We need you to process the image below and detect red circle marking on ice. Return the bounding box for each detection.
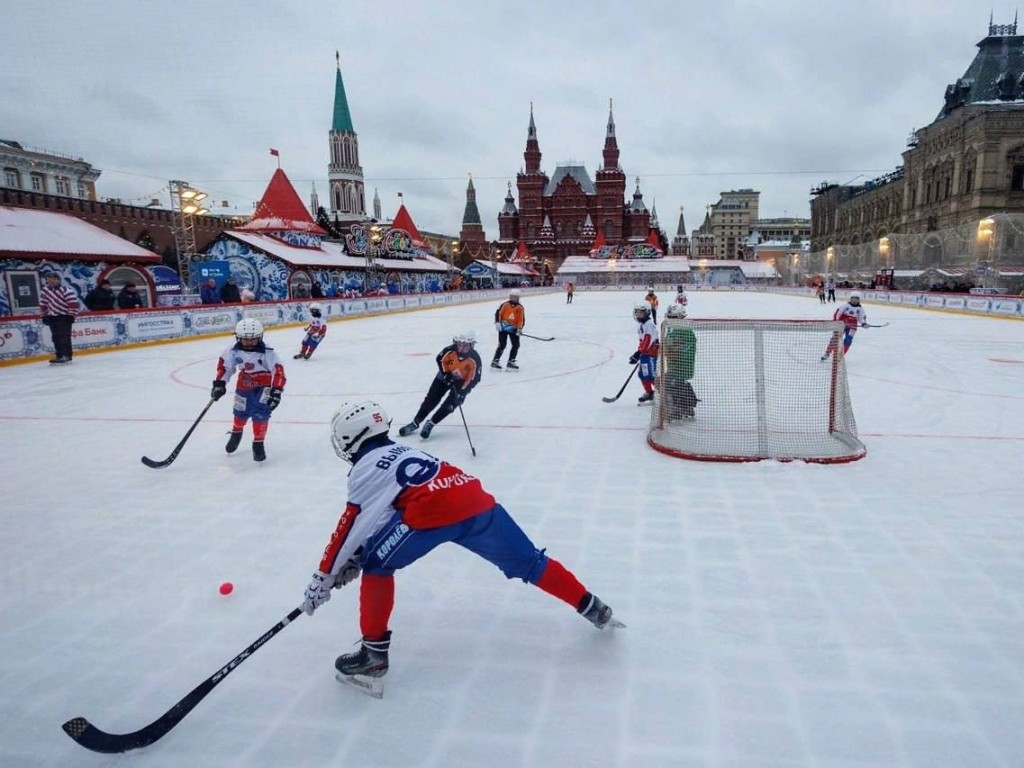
[989,358,1024,364]
[219,582,234,596]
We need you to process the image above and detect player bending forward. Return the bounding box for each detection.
[212,318,286,462]
[301,400,622,696]
[630,302,660,403]
[822,291,867,360]
[661,303,699,418]
[294,303,327,359]
[398,331,482,439]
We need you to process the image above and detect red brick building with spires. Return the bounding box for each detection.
[496,102,654,274]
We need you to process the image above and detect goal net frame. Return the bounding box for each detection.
[648,318,867,464]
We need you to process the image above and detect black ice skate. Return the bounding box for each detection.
[398,420,419,437]
[252,441,266,462]
[637,391,654,404]
[506,360,519,370]
[225,431,243,454]
[419,420,435,439]
[490,360,502,370]
[578,593,625,629]
[335,632,391,698]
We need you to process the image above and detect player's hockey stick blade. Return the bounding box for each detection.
[863,322,889,328]
[605,618,627,629]
[602,364,639,403]
[336,672,385,699]
[141,398,216,469]
[520,332,554,341]
[62,607,303,753]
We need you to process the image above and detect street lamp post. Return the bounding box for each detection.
[449,240,459,287]
[367,224,383,294]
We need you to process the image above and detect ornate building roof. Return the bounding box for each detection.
[544,163,596,195]
[461,175,482,225]
[940,16,1024,118]
[332,51,355,133]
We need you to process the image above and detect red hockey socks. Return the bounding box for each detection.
[535,558,587,608]
[252,421,268,441]
[359,573,395,639]
[643,380,654,394]
[232,416,247,432]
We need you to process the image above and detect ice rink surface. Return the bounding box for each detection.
[2,289,1022,767]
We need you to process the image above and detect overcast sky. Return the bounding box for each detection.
[2,0,1002,237]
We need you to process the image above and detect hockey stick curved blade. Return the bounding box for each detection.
[602,364,639,403]
[863,322,889,328]
[520,332,554,341]
[62,607,303,753]
[140,398,216,469]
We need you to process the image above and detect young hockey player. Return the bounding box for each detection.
[644,286,660,324]
[212,318,286,462]
[661,303,699,418]
[491,288,525,370]
[294,302,327,359]
[301,399,622,696]
[398,331,482,440]
[674,284,688,307]
[822,291,868,360]
[566,281,575,304]
[630,302,660,403]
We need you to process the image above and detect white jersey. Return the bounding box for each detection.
[637,317,659,355]
[215,342,286,393]
[675,290,688,306]
[833,303,867,330]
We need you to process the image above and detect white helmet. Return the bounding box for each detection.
[235,318,264,342]
[330,400,391,462]
[509,289,522,299]
[453,330,476,347]
[666,303,688,319]
[849,291,862,302]
[309,302,322,314]
[633,302,651,321]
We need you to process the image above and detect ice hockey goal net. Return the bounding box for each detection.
[648,318,866,463]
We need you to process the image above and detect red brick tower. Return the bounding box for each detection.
[595,99,626,243]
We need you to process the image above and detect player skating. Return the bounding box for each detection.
[644,286,660,324]
[301,400,622,696]
[398,331,482,440]
[293,302,326,359]
[821,291,867,360]
[661,303,699,418]
[674,284,688,307]
[491,288,525,370]
[211,318,286,462]
[630,302,660,403]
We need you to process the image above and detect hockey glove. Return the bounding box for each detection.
[628,351,641,365]
[335,557,361,589]
[449,385,466,406]
[267,388,283,411]
[211,380,227,401]
[302,570,334,616]
[494,322,501,332]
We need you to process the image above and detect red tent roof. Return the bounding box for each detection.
[646,228,662,250]
[590,230,606,251]
[390,204,426,247]
[238,168,326,235]
[511,240,532,262]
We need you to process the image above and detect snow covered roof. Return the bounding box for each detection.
[464,259,539,277]
[738,261,780,278]
[558,255,692,274]
[0,206,160,263]
[544,164,596,196]
[226,231,448,272]
[238,168,326,235]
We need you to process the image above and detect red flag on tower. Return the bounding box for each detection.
[269,148,280,157]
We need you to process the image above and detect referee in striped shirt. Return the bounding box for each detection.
[39,272,80,364]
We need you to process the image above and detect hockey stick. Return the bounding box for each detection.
[602,364,639,403]
[457,404,476,457]
[520,332,555,341]
[141,398,216,469]
[62,606,303,754]
[863,322,889,328]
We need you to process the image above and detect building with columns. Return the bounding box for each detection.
[496,102,654,273]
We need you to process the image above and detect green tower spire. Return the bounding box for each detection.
[332,51,355,133]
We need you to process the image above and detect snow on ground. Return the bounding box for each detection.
[1,290,1022,767]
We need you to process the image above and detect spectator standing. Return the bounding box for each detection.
[220,277,242,304]
[117,282,144,310]
[200,278,221,304]
[39,272,79,365]
[84,279,116,311]
[310,282,324,299]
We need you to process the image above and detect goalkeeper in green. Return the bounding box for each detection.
[661,303,699,418]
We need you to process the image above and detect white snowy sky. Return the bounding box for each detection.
[1,0,1003,233]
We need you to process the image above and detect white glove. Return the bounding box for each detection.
[335,557,361,589]
[495,322,501,331]
[302,570,334,616]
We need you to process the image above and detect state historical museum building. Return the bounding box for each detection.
[496,103,653,271]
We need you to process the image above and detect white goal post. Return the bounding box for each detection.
[648,318,866,463]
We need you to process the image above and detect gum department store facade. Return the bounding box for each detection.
[809,18,1024,292]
